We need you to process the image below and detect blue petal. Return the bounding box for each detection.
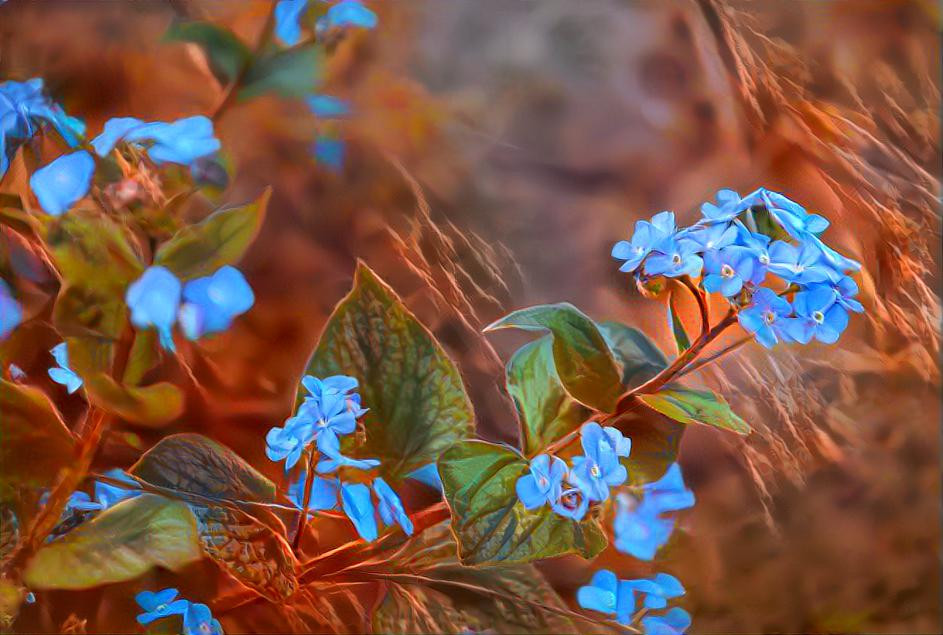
[306,95,350,118]
[29,151,94,216]
[515,474,545,510]
[91,117,145,156]
[321,0,378,30]
[126,266,182,346]
[275,0,309,45]
[340,482,377,541]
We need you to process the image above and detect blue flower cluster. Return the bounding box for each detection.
[275,0,378,46]
[125,265,254,352]
[516,423,630,520]
[135,588,222,635]
[268,374,412,541]
[578,569,690,634]
[612,188,864,348]
[0,78,85,180]
[613,463,694,561]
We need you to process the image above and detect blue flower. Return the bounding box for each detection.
[265,419,315,470]
[406,463,442,491]
[613,496,675,560]
[576,569,637,625]
[632,573,685,610]
[682,222,737,254]
[702,246,758,297]
[805,233,861,276]
[1,78,85,178]
[644,236,703,279]
[29,150,94,216]
[183,602,223,635]
[340,482,377,541]
[0,280,22,340]
[550,487,590,520]
[47,342,82,394]
[832,275,864,313]
[301,374,359,403]
[644,463,695,513]
[64,491,103,514]
[699,188,745,224]
[275,0,310,46]
[289,472,339,511]
[92,116,220,167]
[515,454,567,511]
[307,95,350,118]
[134,588,189,625]
[754,188,829,239]
[93,469,140,509]
[315,428,380,473]
[313,136,344,172]
[732,224,771,284]
[783,284,849,344]
[126,266,182,351]
[304,392,358,445]
[767,240,832,285]
[178,266,254,340]
[641,607,692,635]
[373,477,413,535]
[612,211,676,273]
[738,287,793,349]
[568,423,628,502]
[318,1,378,31]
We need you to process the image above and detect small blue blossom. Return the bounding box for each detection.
[315,428,380,473]
[29,150,94,216]
[767,240,831,285]
[732,224,771,284]
[754,188,829,239]
[305,393,358,447]
[783,284,849,344]
[699,188,744,224]
[614,464,694,560]
[183,602,223,635]
[611,211,676,273]
[313,136,344,172]
[515,454,566,511]
[340,482,377,541]
[738,287,793,349]
[1,78,85,179]
[307,95,350,118]
[641,607,692,635]
[682,222,737,254]
[134,588,189,625]
[406,463,442,491]
[576,569,637,625]
[178,266,254,340]
[301,374,359,403]
[806,233,862,275]
[275,0,310,46]
[644,236,704,279]
[568,423,628,502]
[63,491,103,514]
[317,0,378,32]
[631,573,685,610]
[289,472,339,512]
[265,419,315,470]
[702,246,758,297]
[373,477,413,535]
[47,342,82,394]
[832,275,864,313]
[643,463,695,514]
[93,469,140,509]
[126,266,182,351]
[92,116,220,167]
[550,487,590,520]
[0,280,23,340]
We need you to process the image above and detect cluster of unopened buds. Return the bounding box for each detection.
[612,188,864,347]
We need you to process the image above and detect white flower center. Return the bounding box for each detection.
[759,254,770,265]
[763,310,776,325]
[721,264,735,278]
[538,476,549,489]
[590,464,601,478]
[812,310,825,324]
[671,254,682,266]
[156,604,168,614]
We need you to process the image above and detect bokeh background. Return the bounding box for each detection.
[1,0,940,633]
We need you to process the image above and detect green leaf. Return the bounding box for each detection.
[486,304,623,412]
[506,336,589,456]
[164,20,251,86]
[610,409,684,486]
[667,289,691,354]
[438,440,606,565]
[83,374,184,428]
[237,44,321,101]
[638,386,751,435]
[306,262,475,480]
[0,380,73,500]
[190,504,298,602]
[373,525,577,634]
[597,321,667,389]
[154,189,269,280]
[23,495,201,589]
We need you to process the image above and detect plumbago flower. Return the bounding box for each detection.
[269,374,409,542]
[612,186,865,350]
[91,115,220,168]
[275,0,377,46]
[47,342,83,394]
[29,151,95,216]
[577,569,689,632]
[613,463,695,561]
[135,589,222,635]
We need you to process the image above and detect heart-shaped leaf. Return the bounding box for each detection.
[438,440,606,565]
[23,494,201,589]
[487,304,623,412]
[306,262,475,480]
[638,387,750,435]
